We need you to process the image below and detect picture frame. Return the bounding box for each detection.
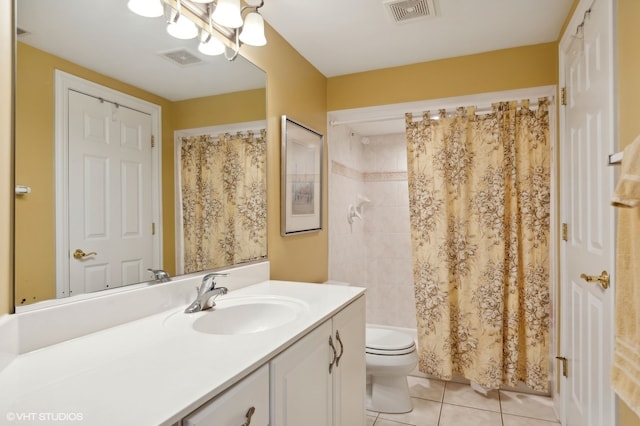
[281,115,323,236]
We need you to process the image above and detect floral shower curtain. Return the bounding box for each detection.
[405,98,551,391]
[180,129,267,273]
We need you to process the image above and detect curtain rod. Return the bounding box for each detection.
[330,97,553,127]
[69,88,151,116]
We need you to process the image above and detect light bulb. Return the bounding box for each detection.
[211,0,243,29]
[198,35,225,56]
[167,13,199,40]
[239,12,267,46]
[127,0,163,18]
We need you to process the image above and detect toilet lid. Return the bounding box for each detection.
[366,328,416,355]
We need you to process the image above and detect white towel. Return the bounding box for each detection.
[612,135,640,207]
[611,134,640,417]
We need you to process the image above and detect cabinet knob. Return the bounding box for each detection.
[241,406,255,426]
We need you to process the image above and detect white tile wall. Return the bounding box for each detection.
[328,126,416,328]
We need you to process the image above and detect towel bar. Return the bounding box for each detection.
[608,151,623,166]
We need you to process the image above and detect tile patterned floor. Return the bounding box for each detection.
[366,376,560,426]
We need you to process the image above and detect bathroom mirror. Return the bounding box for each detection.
[14,0,267,308]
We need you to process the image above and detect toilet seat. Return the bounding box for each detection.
[366,328,416,356]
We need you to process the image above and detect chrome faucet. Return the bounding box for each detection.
[147,268,170,283]
[184,273,229,313]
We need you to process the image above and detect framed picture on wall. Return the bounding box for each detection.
[281,115,323,236]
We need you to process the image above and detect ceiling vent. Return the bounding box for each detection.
[160,49,203,67]
[383,0,437,24]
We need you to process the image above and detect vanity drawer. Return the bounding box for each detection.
[182,364,269,426]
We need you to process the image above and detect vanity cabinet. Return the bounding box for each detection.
[331,296,366,425]
[270,296,366,426]
[182,364,269,426]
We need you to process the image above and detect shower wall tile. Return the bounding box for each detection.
[367,232,412,260]
[330,171,365,237]
[328,125,367,171]
[367,134,408,173]
[364,285,384,324]
[368,180,409,207]
[365,206,411,235]
[329,127,415,329]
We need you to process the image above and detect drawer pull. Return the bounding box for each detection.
[329,335,337,374]
[335,330,344,367]
[241,406,255,426]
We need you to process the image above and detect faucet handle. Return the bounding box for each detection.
[147,268,170,283]
[200,272,229,291]
[203,272,229,280]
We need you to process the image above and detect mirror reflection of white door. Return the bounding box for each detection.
[67,89,153,295]
[560,0,616,424]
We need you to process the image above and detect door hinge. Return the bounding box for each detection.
[152,222,156,235]
[556,356,569,378]
[151,135,155,148]
[560,87,567,106]
[562,223,568,241]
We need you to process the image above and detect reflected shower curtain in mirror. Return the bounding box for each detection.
[405,99,550,391]
[180,129,267,273]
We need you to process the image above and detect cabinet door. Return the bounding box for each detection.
[332,296,366,426]
[182,364,269,426]
[270,320,333,426]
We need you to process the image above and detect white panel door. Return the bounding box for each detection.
[68,90,153,295]
[561,0,616,424]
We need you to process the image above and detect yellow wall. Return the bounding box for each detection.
[6,14,559,310]
[12,21,329,307]
[164,90,266,280]
[618,0,640,424]
[3,1,640,423]
[4,14,329,312]
[0,0,14,315]
[241,25,328,283]
[14,43,267,305]
[618,0,640,148]
[327,42,558,111]
[172,89,266,130]
[14,43,174,305]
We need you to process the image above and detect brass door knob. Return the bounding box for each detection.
[73,249,97,260]
[580,270,609,290]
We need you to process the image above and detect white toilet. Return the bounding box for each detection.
[365,327,418,414]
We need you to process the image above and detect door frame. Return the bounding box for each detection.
[557,0,618,423]
[54,70,163,298]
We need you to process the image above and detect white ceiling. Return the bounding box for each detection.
[260,0,574,77]
[16,1,573,107]
[260,0,572,135]
[16,0,266,101]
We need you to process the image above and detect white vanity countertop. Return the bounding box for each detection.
[0,281,365,425]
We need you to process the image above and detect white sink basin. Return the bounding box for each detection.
[164,295,309,335]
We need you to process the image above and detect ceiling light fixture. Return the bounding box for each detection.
[198,9,226,56]
[167,0,199,40]
[128,0,267,61]
[127,0,164,17]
